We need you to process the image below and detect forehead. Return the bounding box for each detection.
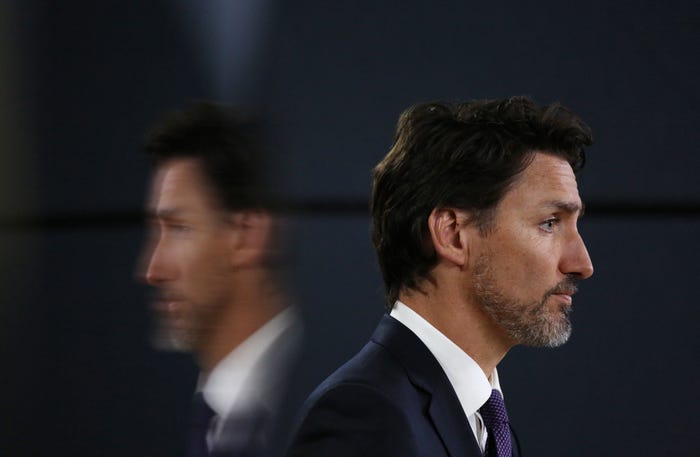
[148,158,221,212]
[500,152,581,210]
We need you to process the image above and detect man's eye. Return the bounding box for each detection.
[168,224,191,233]
[539,218,558,232]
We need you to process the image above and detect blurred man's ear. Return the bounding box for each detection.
[227,210,273,268]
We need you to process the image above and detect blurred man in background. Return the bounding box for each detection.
[139,102,301,457]
[287,97,594,456]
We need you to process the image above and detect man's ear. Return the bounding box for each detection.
[427,207,472,267]
[226,210,272,268]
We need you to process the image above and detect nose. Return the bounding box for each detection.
[142,237,173,285]
[561,231,594,280]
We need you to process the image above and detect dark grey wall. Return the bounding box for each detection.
[1,1,697,456]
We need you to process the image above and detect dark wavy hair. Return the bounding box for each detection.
[371,96,593,308]
[144,101,272,211]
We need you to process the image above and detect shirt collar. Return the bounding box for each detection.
[390,301,501,419]
[200,306,299,417]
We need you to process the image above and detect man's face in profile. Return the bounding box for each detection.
[469,152,594,347]
[140,158,234,352]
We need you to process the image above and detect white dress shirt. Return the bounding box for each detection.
[390,300,502,452]
[198,306,301,447]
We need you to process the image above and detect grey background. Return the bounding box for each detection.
[0,1,697,456]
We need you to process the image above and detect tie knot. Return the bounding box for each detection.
[480,389,509,428]
[191,392,217,427]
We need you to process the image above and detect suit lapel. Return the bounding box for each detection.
[427,390,483,457]
[371,315,483,457]
[510,423,523,457]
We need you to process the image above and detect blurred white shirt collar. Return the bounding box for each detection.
[199,306,299,418]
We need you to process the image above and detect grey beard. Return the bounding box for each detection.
[473,255,578,348]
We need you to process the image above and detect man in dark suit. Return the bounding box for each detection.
[286,97,595,456]
[138,102,307,457]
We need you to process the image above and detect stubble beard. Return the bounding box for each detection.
[150,293,224,354]
[151,304,197,353]
[151,313,196,352]
[472,253,578,348]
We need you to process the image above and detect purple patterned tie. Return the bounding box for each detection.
[479,389,512,457]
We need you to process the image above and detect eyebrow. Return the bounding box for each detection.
[545,200,586,217]
[147,207,184,221]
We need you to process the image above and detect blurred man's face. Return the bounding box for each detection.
[470,153,594,347]
[141,158,234,352]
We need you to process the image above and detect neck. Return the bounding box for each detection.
[400,283,513,378]
[197,271,287,373]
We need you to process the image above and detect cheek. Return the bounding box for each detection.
[489,236,552,292]
[184,239,230,285]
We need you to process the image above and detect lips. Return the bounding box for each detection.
[551,292,573,305]
[550,278,579,298]
[152,298,172,310]
[547,280,578,306]
[151,293,186,321]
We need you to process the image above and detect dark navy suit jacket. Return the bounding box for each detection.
[286,315,522,457]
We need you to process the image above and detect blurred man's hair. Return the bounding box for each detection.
[144,101,273,211]
[371,96,593,307]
